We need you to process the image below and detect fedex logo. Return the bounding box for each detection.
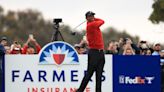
[119,75,154,85]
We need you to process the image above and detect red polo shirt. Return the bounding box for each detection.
[86,18,104,50]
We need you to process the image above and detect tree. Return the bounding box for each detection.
[149,0,164,24]
[0,6,3,14]
[0,5,140,48]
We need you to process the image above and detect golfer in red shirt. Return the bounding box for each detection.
[76,11,105,92]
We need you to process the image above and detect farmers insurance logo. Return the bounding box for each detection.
[39,41,79,65]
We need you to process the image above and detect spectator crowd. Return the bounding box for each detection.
[0,35,164,62]
[0,35,163,57]
[0,35,41,55]
[74,36,164,57]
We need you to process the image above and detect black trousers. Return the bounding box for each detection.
[77,49,105,92]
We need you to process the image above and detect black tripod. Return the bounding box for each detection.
[51,19,64,41]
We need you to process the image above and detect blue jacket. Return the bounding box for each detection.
[0,44,5,74]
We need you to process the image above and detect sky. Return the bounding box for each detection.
[0,0,164,43]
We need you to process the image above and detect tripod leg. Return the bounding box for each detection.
[51,32,55,42]
[58,31,65,41]
[55,31,58,41]
[51,30,59,42]
[51,24,64,42]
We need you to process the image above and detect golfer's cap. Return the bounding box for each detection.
[85,11,95,18]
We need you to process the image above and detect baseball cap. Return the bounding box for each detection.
[74,44,81,48]
[0,36,7,42]
[1,36,7,40]
[14,47,21,51]
[154,43,160,47]
[161,50,164,53]
[85,11,95,18]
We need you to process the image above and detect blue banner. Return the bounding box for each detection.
[113,55,161,92]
